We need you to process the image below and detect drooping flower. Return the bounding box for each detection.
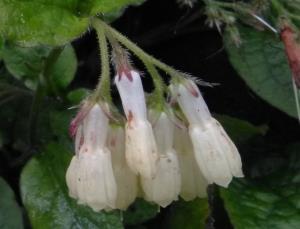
[173,125,208,201]
[172,79,243,187]
[66,102,117,211]
[115,69,159,179]
[107,126,138,210]
[141,111,181,207]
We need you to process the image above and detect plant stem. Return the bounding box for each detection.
[95,18,182,80]
[28,48,62,146]
[92,18,112,103]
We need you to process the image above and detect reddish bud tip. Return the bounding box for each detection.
[280,25,300,88]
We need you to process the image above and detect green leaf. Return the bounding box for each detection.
[163,198,209,229]
[0,1,89,46]
[67,88,90,105]
[2,44,77,91]
[220,144,300,229]
[49,45,77,92]
[21,143,123,229]
[224,26,298,118]
[0,0,145,46]
[123,199,158,226]
[216,115,267,144]
[0,177,23,229]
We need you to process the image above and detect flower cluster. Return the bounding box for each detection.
[66,63,243,211]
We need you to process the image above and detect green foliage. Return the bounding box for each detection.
[221,144,300,229]
[163,198,209,229]
[0,177,23,229]
[20,143,123,229]
[123,199,158,226]
[1,44,77,92]
[0,0,144,46]
[224,25,298,119]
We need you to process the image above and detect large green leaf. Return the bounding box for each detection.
[123,199,158,226]
[0,177,23,229]
[0,0,144,46]
[0,0,89,46]
[2,44,77,91]
[20,143,123,229]
[221,144,300,229]
[224,26,297,118]
[163,198,209,229]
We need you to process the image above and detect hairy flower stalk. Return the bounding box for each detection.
[107,126,138,210]
[113,45,159,179]
[141,111,181,207]
[172,79,243,187]
[66,102,117,211]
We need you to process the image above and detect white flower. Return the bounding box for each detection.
[107,126,138,210]
[66,103,117,211]
[115,70,159,179]
[173,79,243,187]
[174,125,208,201]
[141,112,181,207]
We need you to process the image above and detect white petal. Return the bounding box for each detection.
[141,150,181,207]
[208,119,244,178]
[115,70,147,121]
[76,148,117,211]
[189,124,233,187]
[125,120,159,179]
[83,104,109,149]
[174,126,208,200]
[175,79,211,127]
[107,126,138,210]
[151,111,174,154]
[66,156,79,199]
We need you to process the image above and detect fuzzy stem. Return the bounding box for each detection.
[94,18,182,80]
[92,19,112,103]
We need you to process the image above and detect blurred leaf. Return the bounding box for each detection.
[49,45,77,92]
[0,0,145,46]
[0,177,23,229]
[2,44,77,91]
[67,88,90,105]
[0,1,89,46]
[123,199,158,226]
[163,198,209,229]
[21,143,123,229]
[221,144,300,229]
[224,26,297,119]
[217,114,267,144]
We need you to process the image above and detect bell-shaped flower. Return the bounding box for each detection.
[115,70,159,179]
[107,126,138,210]
[66,102,117,211]
[141,111,181,207]
[174,125,208,201]
[172,79,243,187]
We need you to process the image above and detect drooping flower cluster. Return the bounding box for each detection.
[66,64,243,211]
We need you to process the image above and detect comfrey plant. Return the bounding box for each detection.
[65,18,243,211]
